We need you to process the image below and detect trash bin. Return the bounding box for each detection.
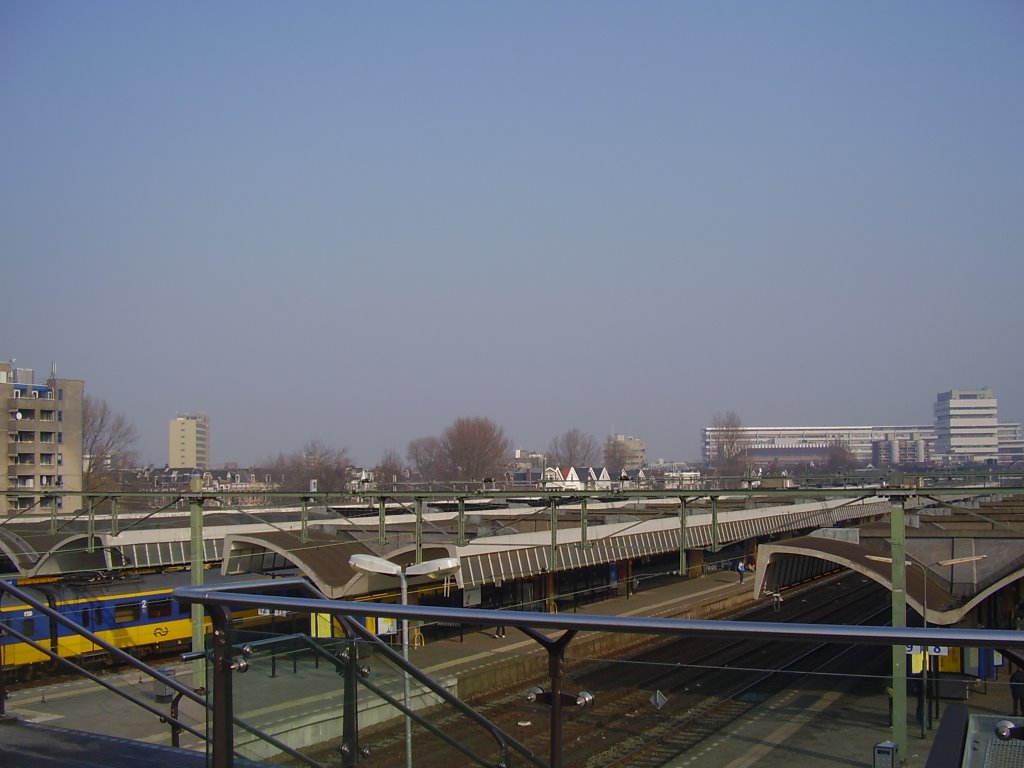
[154,668,175,703]
[873,740,898,768]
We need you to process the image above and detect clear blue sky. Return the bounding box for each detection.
[3,2,1022,468]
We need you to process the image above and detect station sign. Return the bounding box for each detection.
[905,645,949,656]
[258,608,290,617]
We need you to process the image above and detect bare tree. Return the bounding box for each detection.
[269,440,351,493]
[439,417,512,481]
[603,439,631,478]
[711,411,746,478]
[407,436,446,481]
[82,396,139,492]
[548,428,600,468]
[826,439,855,473]
[373,449,406,489]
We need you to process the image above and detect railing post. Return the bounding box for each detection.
[545,631,575,768]
[549,646,564,768]
[210,604,235,768]
[340,638,360,767]
[169,690,186,747]
[0,627,8,721]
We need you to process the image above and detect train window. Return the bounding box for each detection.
[94,607,104,626]
[148,600,173,619]
[114,603,140,624]
[22,617,37,637]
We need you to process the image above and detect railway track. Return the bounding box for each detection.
[592,629,884,767]
[346,573,890,768]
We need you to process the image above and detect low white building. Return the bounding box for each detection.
[703,387,1019,468]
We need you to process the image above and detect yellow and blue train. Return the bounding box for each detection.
[1,570,290,679]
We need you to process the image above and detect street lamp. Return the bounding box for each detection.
[349,554,461,768]
[866,553,986,738]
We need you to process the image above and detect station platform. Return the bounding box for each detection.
[2,571,1018,767]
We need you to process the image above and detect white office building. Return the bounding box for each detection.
[934,388,999,464]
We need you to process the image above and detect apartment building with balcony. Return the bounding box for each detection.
[2,360,84,516]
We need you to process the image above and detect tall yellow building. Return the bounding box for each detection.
[168,413,210,469]
[604,434,647,472]
[2,360,84,516]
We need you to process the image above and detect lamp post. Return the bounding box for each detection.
[866,553,986,739]
[349,554,461,768]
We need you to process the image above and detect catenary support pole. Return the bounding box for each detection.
[415,497,424,562]
[378,496,388,547]
[890,500,908,762]
[678,497,688,577]
[87,496,95,553]
[580,496,588,548]
[301,497,308,543]
[190,476,206,688]
[457,497,466,546]
[400,573,412,768]
[711,495,719,553]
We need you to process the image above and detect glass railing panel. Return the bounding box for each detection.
[219,624,536,768]
[224,628,351,765]
[338,632,530,768]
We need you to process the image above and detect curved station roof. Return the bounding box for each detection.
[753,531,1024,626]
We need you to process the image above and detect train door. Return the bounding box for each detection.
[42,589,59,661]
[0,585,59,673]
[511,580,534,611]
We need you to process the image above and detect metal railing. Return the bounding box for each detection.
[174,576,1024,768]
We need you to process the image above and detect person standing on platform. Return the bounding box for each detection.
[493,625,506,639]
[1011,665,1024,716]
[737,559,746,584]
